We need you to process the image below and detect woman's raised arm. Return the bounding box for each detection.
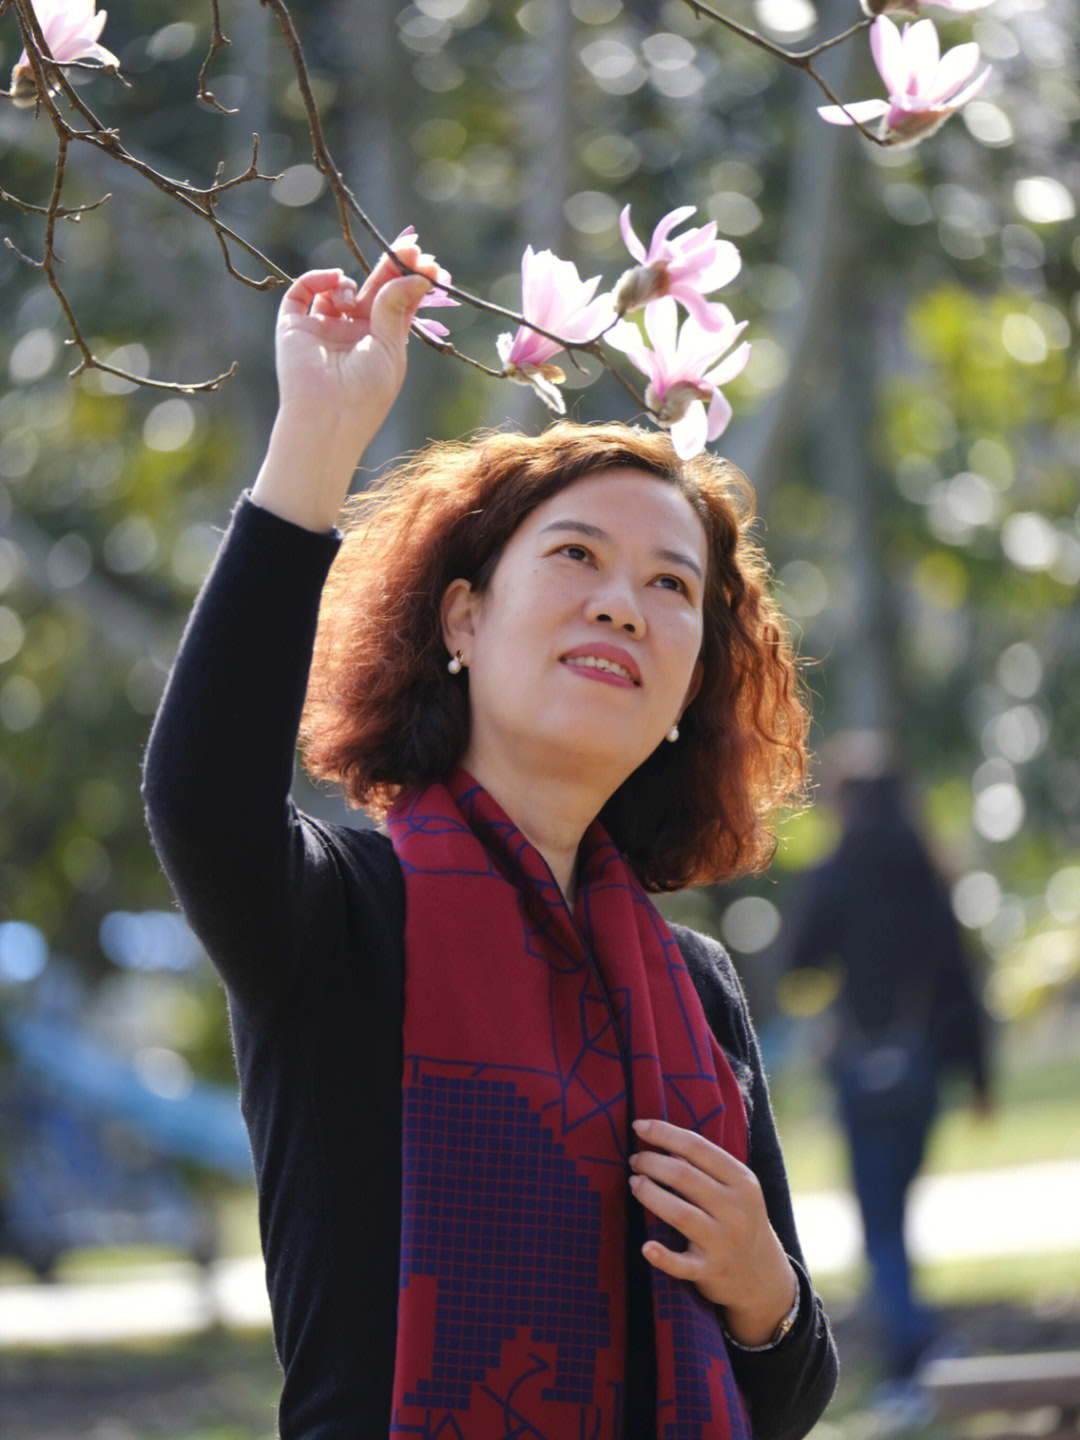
[141,248,430,1012]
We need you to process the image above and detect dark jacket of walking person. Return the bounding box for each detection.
[785,759,992,1379]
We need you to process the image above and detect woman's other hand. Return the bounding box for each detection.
[629,1118,798,1348]
[252,246,435,532]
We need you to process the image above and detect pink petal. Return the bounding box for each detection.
[606,318,656,380]
[520,246,549,321]
[412,317,450,342]
[706,339,751,388]
[619,206,647,264]
[672,311,741,378]
[557,292,614,344]
[931,40,982,101]
[870,16,906,96]
[674,284,738,333]
[519,332,562,367]
[686,239,742,294]
[670,403,709,460]
[705,388,734,443]
[818,99,891,125]
[643,297,679,368]
[943,64,991,108]
[903,19,941,92]
[649,205,698,258]
[79,40,118,65]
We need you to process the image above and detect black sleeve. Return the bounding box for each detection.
[783,863,841,976]
[671,924,839,1440]
[927,874,993,1096]
[140,492,350,1021]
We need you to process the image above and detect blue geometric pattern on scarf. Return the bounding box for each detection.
[655,1278,750,1439]
[399,1072,611,1409]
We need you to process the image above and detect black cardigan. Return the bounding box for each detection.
[142,493,837,1440]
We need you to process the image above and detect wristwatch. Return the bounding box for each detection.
[723,1275,802,1352]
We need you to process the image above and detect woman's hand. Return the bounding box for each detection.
[251,244,435,533]
[274,246,434,419]
[629,1118,798,1348]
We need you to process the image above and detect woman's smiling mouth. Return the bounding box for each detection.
[560,645,642,687]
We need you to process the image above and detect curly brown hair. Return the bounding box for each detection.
[299,421,808,891]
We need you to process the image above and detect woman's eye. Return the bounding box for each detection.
[654,574,689,594]
[558,544,591,562]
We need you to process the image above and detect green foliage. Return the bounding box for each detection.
[2,0,1079,1060]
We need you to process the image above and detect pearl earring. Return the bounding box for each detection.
[666,724,679,743]
[447,651,463,675]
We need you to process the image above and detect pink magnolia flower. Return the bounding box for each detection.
[10,0,120,107]
[614,205,741,332]
[496,246,615,414]
[607,297,750,460]
[818,16,990,146]
[392,225,458,345]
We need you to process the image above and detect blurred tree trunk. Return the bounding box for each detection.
[333,0,421,473]
[819,238,903,732]
[213,0,276,487]
[726,0,902,736]
[490,0,575,429]
[727,1,864,511]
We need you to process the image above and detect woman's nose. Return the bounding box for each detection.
[587,580,644,636]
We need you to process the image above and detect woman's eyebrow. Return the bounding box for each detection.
[539,520,703,582]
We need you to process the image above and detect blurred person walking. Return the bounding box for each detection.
[784,733,992,1380]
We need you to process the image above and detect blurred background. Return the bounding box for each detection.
[1,0,1078,1435]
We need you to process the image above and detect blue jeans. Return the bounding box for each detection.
[844,1111,939,1375]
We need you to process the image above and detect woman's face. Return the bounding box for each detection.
[443,466,708,792]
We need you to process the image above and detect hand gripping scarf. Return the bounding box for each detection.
[386,769,753,1440]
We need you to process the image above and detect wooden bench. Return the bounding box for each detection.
[920,1353,1080,1439]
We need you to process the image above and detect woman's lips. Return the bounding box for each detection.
[561,657,638,689]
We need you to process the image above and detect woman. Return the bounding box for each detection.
[143,244,837,1439]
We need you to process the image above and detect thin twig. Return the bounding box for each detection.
[259,0,370,271]
[678,0,884,144]
[70,353,240,392]
[198,0,236,113]
[1,186,112,219]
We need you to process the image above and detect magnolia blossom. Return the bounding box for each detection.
[613,205,741,331]
[10,0,120,107]
[818,16,990,145]
[497,246,615,413]
[392,225,458,344]
[608,298,750,460]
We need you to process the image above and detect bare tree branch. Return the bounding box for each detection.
[677,0,884,144]
[198,0,237,114]
[4,0,905,402]
[1,186,112,219]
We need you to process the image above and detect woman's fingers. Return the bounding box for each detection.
[278,269,352,318]
[632,1118,748,1186]
[629,1170,711,1248]
[280,245,439,329]
[310,279,361,320]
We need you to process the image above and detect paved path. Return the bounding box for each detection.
[2,1159,1078,1347]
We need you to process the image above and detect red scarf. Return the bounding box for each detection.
[386,770,752,1439]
